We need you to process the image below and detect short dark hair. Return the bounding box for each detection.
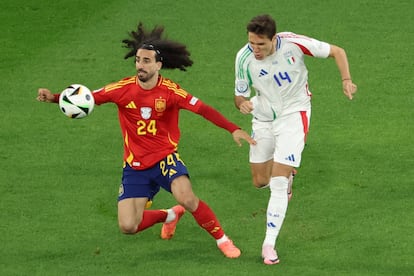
[246,14,277,39]
[122,22,193,71]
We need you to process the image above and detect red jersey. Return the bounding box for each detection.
[91,75,239,170]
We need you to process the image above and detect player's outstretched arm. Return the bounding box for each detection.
[37,88,55,103]
[232,129,256,147]
[196,102,256,146]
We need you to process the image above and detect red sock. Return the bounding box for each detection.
[136,210,168,233]
[191,200,224,239]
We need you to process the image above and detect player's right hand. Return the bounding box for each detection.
[239,100,254,115]
[342,80,357,100]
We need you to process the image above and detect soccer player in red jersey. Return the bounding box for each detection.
[37,22,255,258]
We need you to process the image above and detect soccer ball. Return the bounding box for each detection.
[59,84,94,119]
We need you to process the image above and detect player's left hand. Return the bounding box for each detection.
[343,80,357,100]
[232,129,256,147]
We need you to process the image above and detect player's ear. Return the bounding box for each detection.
[156,61,162,70]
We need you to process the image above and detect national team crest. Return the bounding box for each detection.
[284,51,296,65]
[155,98,166,112]
[140,107,152,119]
[287,55,296,65]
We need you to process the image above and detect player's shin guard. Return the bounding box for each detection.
[263,176,289,247]
[191,200,225,239]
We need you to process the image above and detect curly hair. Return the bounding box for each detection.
[122,22,193,71]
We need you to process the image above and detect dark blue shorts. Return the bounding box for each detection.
[118,152,189,202]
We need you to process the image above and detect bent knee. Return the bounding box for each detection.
[253,182,269,189]
[252,176,270,188]
[118,220,140,234]
[176,196,198,212]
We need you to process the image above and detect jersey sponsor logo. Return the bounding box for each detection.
[140,107,152,119]
[125,101,137,109]
[155,98,166,112]
[189,96,199,106]
[236,80,248,93]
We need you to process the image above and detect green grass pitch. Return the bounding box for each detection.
[1,0,413,275]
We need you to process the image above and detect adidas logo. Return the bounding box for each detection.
[267,222,277,228]
[169,169,177,177]
[259,69,268,77]
[285,154,295,162]
[125,101,137,109]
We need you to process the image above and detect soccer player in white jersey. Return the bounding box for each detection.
[234,14,357,265]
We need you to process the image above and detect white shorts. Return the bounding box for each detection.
[249,110,311,167]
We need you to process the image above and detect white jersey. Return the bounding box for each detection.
[235,32,330,121]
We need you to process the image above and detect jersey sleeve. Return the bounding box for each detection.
[279,32,330,58]
[92,77,136,105]
[234,44,252,97]
[174,89,240,133]
[196,103,240,133]
[91,87,109,105]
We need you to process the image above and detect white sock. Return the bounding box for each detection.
[216,234,229,245]
[262,176,289,248]
[165,208,176,223]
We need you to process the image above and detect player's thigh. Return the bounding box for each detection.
[118,164,156,230]
[155,153,198,211]
[274,112,308,168]
[250,121,274,163]
[249,121,274,186]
